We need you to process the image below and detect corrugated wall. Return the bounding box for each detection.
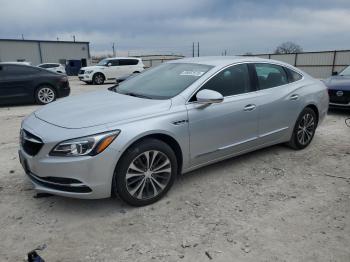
[246,50,350,79]
[0,40,90,65]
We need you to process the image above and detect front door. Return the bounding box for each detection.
[186,63,260,167]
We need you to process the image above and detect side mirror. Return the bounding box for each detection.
[107,63,112,67]
[332,71,338,76]
[195,89,224,104]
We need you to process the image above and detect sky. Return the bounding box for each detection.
[0,0,349,57]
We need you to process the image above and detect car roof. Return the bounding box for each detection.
[169,56,286,67]
[105,57,140,60]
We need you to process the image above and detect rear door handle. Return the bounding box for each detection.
[244,104,256,111]
[289,94,299,100]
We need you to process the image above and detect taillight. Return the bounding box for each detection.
[59,76,68,82]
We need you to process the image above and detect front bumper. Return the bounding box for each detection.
[19,115,121,199]
[78,74,93,81]
[329,102,350,108]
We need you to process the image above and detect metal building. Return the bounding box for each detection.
[0,39,90,66]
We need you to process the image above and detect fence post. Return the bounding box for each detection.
[331,50,337,74]
[294,53,298,67]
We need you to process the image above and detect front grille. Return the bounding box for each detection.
[328,89,350,104]
[21,130,43,156]
[79,69,85,74]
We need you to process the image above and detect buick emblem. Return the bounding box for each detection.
[336,91,343,97]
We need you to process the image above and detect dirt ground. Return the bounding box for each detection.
[0,77,349,262]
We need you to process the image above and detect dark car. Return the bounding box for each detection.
[324,65,350,108]
[0,63,70,105]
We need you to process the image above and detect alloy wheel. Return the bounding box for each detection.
[38,87,55,104]
[126,150,172,200]
[94,74,104,84]
[297,113,315,145]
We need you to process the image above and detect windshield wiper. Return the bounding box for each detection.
[123,92,153,99]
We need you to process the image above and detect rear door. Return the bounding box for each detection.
[0,65,37,104]
[118,59,137,76]
[252,63,304,143]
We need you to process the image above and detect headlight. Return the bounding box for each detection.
[85,70,94,74]
[50,130,120,157]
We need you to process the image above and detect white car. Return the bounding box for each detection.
[78,57,144,85]
[37,63,66,74]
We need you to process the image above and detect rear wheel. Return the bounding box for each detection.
[35,85,56,105]
[288,107,317,150]
[93,73,105,85]
[114,139,177,206]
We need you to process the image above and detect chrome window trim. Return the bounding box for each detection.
[185,61,305,105]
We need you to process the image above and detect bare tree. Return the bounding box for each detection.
[274,42,303,54]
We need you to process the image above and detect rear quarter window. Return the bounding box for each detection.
[285,67,303,82]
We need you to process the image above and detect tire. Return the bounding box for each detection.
[114,138,177,206]
[287,107,317,150]
[35,85,56,105]
[92,73,105,85]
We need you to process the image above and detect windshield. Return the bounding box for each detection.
[339,65,350,76]
[115,63,213,99]
[96,59,109,66]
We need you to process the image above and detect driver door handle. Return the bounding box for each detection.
[244,104,256,111]
[289,94,299,100]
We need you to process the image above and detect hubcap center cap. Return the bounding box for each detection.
[144,170,153,178]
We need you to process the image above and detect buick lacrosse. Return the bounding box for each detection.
[19,57,328,206]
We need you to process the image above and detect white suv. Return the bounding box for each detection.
[78,57,144,85]
[38,63,66,74]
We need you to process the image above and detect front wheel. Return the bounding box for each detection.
[92,73,105,85]
[35,85,56,105]
[114,139,177,206]
[287,107,317,150]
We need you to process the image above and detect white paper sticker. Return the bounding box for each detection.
[180,71,205,77]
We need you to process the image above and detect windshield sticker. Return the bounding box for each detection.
[180,71,205,77]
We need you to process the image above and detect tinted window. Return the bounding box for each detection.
[254,63,288,89]
[119,59,139,66]
[116,63,213,99]
[285,67,302,82]
[197,64,252,97]
[2,65,39,75]
[109,59,119,66]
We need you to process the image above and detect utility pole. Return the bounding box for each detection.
[112,42,116,57]
[192,42,195,57]
[197,42,199,57]
[72,35,76,42]
[224,50,227,56]
[21,34,24,40]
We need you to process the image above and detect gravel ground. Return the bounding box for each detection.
[0,77,349,262]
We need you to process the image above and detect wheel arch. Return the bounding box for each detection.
[117,132,184,176]
[305,104,319,126]
[34,83,57,99]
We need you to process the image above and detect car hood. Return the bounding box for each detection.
[324,75,350,91]
[81,65,106,71]
[34,90,171,129]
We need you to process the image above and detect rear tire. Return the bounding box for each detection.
[92,73,105,85]
[113,139,177,206]
[35,85,56,105]
[287,107,317,150]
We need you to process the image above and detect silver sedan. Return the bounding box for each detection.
[19,57,329,206]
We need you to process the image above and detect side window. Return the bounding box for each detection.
[110,59,119,66]
[285,67,302,82]
[254,63,288,89]
[196,64,252,98]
